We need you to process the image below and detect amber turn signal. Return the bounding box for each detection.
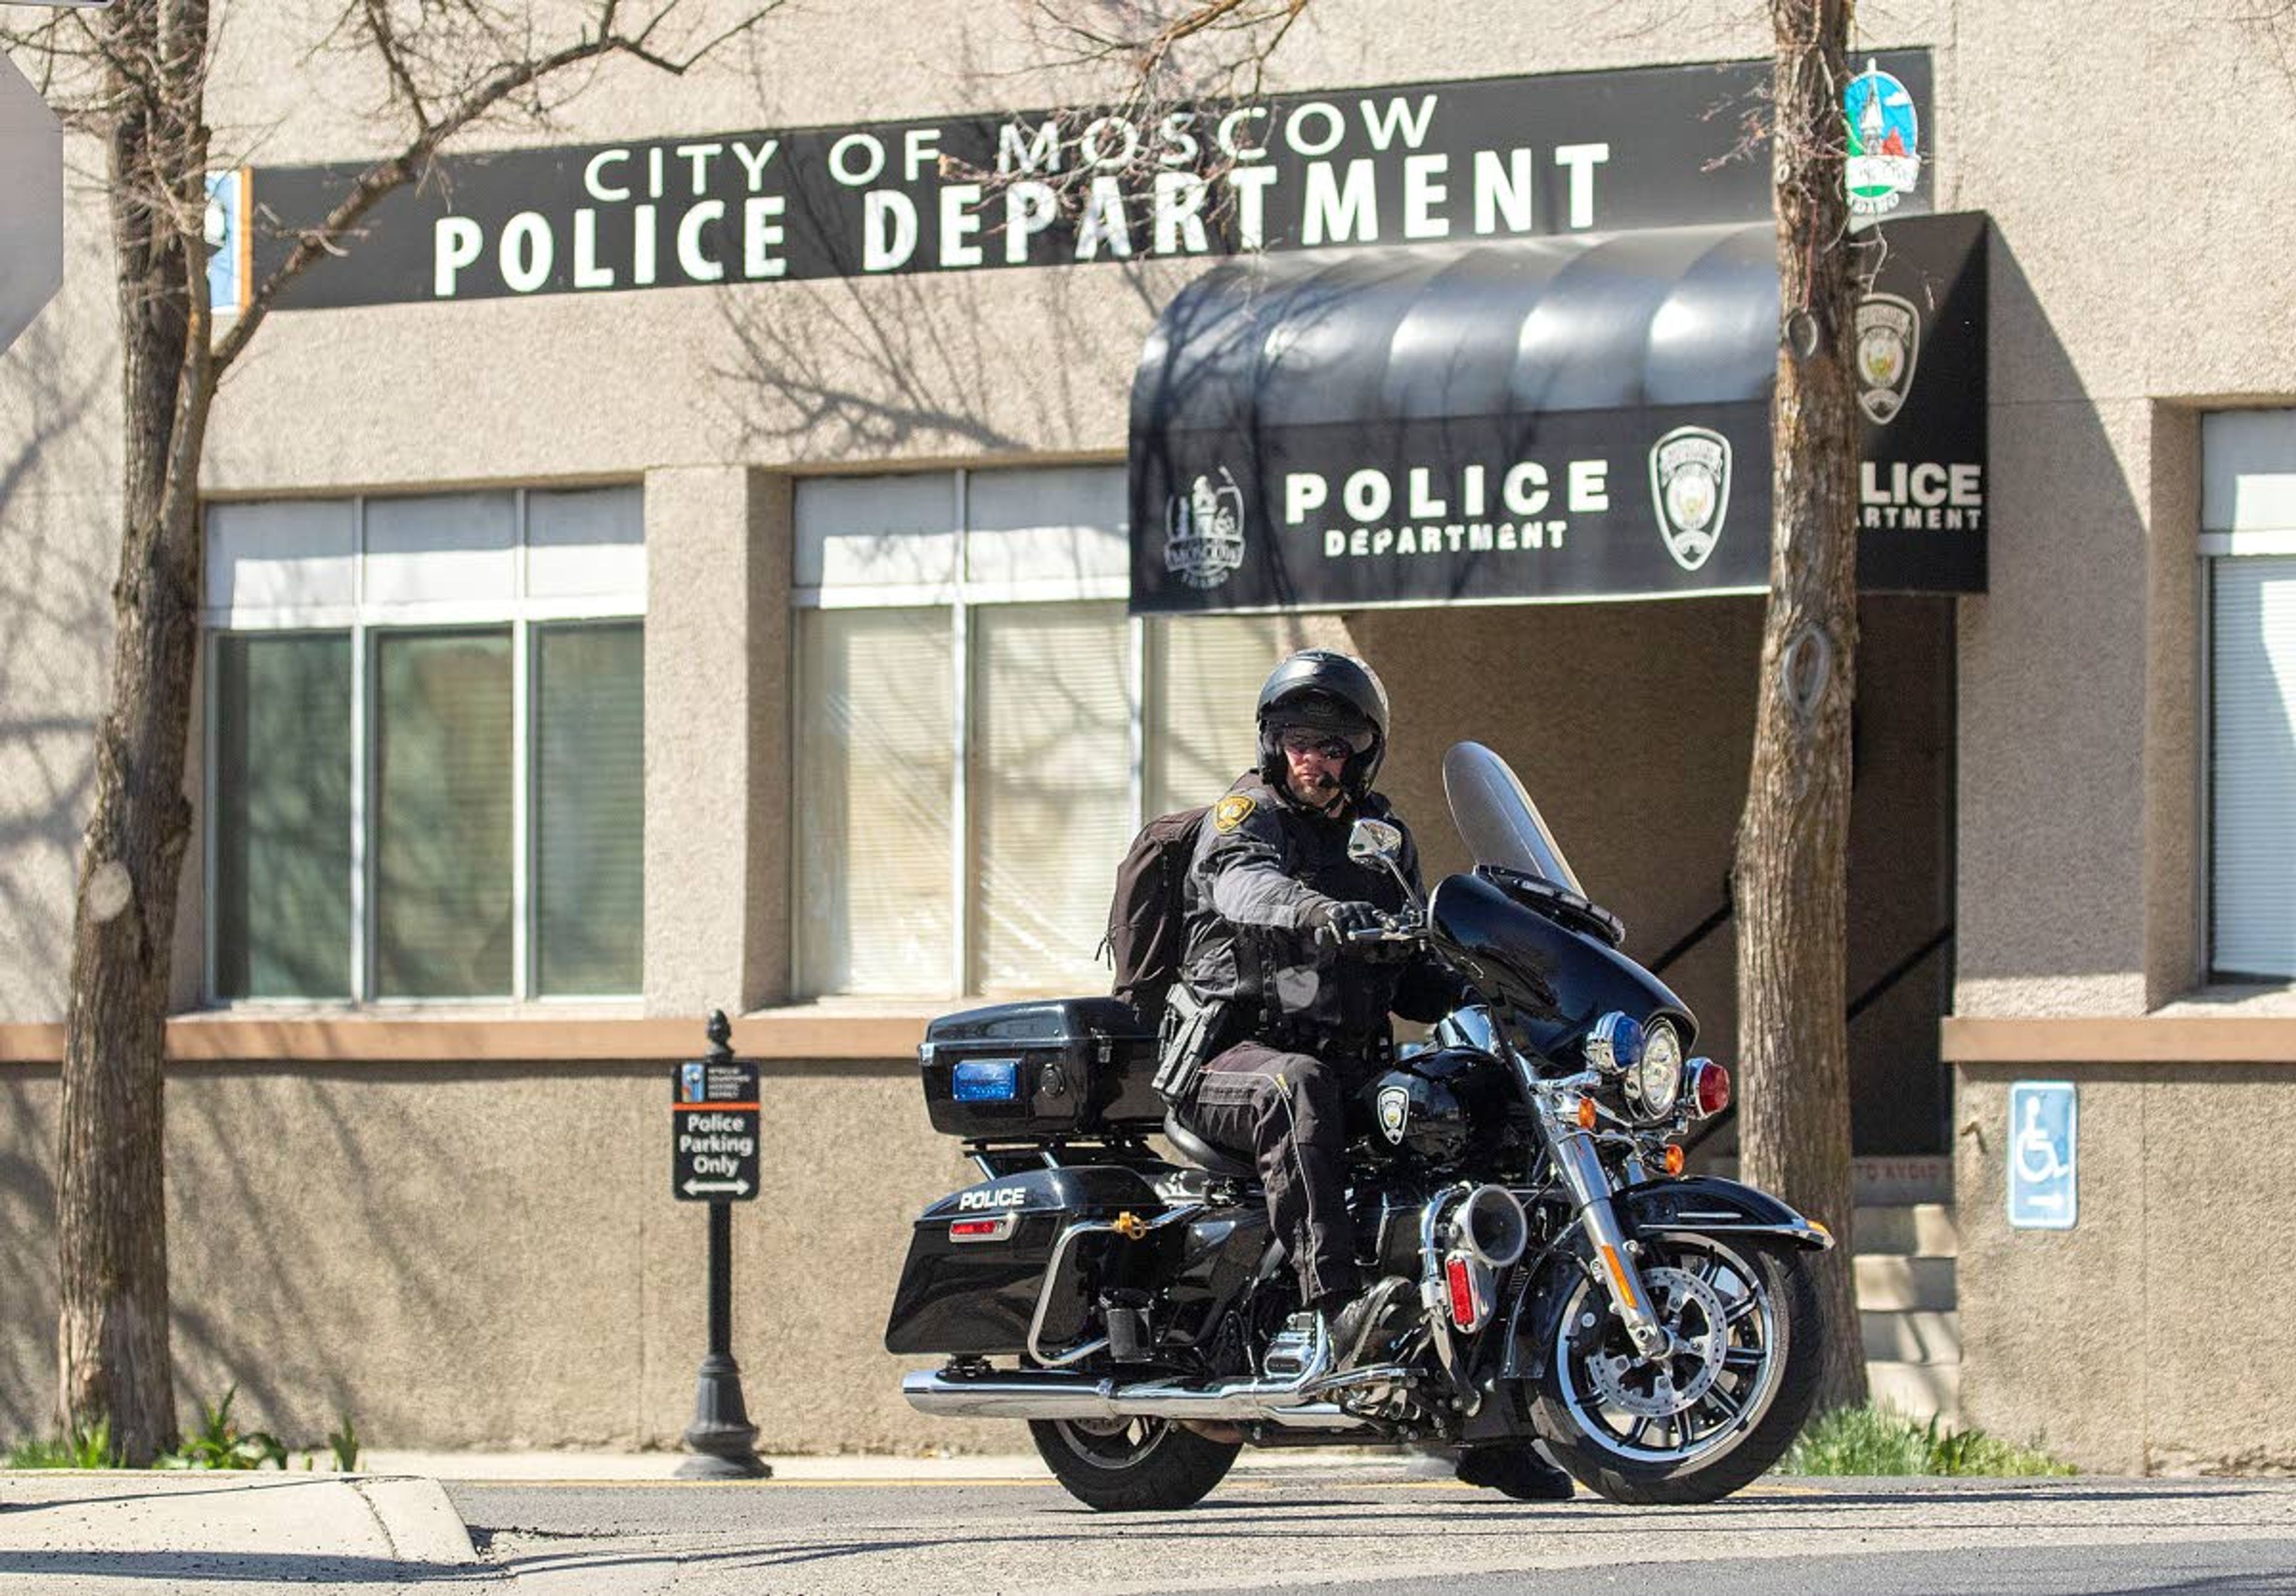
[1576,1095,1598,1130]
[1663,1144,1686,1177]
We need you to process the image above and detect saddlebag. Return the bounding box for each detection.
[917,997,1161,1142]
[884,1165,1170,1356]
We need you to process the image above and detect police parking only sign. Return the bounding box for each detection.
[2007,1080,2077,1230]
[673,1053,760,1201]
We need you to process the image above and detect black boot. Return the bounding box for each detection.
[1318,1275,1411,1374]
[1456,1442,1576,1502]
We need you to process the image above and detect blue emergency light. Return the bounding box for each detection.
[951,1058,1021,1103]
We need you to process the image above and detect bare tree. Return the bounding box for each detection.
[2,0,782,1463]
[1733,0,1868,1414]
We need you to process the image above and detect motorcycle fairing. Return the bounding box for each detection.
[1615,1176,1834,1251]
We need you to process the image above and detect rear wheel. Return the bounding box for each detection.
[1531,1233,1824,1506]
[1028,1416,1240,1512]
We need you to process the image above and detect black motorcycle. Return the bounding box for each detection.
[885,741,1831,1511]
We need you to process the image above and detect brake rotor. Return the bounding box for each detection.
[1583,1265,1732,1418]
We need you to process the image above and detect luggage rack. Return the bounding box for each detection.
[966,1136,1161,1180]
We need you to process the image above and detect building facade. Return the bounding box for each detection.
[2,1,2292,1471]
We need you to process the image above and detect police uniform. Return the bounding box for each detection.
[1175,770,1465,1307]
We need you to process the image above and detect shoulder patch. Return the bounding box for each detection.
[1213,794,1256,834]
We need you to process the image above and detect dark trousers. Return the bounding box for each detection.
[1184,1039,1358,1305]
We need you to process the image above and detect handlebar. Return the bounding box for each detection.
[1346,911,1428,945]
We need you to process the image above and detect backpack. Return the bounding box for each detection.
[1104,804,1209,1033]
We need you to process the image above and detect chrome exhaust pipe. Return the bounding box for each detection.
[902,1321,1367,1429]
[901,1370,1369,1429]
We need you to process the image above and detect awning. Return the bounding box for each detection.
[1128,212,1986,614]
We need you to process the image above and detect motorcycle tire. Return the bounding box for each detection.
[1028,1416,1240,1512]
[1530,1233,1825,1507]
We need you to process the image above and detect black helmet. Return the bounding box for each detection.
[1256,649,1389,799]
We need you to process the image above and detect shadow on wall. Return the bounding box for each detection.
[0,318,111,1022]
[1952,225,2158,999]
[0,1075,61,1438]
[703,255,1186,463]
[161,1060,658,1451]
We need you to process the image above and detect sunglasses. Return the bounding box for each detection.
[1277,726,1373,759]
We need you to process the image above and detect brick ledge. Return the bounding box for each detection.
[0,1011,927,1065]
[1942,1015,2296,1064]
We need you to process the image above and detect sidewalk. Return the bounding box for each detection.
[0,1447,1436,1592]
[0,1469,475,1591]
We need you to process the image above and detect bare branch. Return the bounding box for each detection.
[214,0,790,374]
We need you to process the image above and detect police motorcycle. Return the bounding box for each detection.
[886,741,1831,1512]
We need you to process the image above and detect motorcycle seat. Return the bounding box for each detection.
[1162,1111,1259,1184]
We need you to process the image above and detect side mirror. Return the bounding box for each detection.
[1348,818,1403,865]
[1348,818,1419,907]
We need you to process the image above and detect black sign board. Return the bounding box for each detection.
[240,53,1927,309]
[673,1056,760,1202]
[1128,210,1987,610]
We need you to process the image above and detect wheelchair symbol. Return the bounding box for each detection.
[2014,1095,2070,1185]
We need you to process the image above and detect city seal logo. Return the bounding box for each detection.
[1845,58,1921,218]
[1213,794,1256,834]
[1377,1084,1410,1145]
[1856,292,1921,423]
[1164,466,1246,589]
[1648,425,1732,573]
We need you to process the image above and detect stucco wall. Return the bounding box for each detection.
[0,1060,1010,1455]
[1955,1064,2296,1475]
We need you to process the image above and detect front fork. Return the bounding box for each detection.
[1528,1072,1670,1361]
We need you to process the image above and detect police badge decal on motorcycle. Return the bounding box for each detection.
[1855,292,1920,423]
[1377,1084,1410,1145]
[1165,466,1247,589]
[1648,426,1732,573]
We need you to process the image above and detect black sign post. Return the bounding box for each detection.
[673,1011,769,1481]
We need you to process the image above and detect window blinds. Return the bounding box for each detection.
[2212,556,2296,979]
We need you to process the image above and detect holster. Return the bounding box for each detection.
[1152,984,1229,1105]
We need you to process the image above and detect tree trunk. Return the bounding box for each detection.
[1735,0,1868,1417]
[58,0,215,1463]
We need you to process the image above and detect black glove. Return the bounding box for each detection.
[1308,898,1382,948]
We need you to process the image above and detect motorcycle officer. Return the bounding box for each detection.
[1162,649,1577,1501]
[1164,649,1463,1368]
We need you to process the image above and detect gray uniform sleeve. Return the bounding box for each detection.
[1199,800,1327,931]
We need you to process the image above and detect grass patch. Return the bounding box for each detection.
[155,1387,286,1471]
[1781,1404,2075,1477]
[7,1419,120,1470]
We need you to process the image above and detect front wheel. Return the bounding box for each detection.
[1531,1233,1825,1506]
[1028,1417,1240,1512]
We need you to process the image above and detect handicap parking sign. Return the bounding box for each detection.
[2007,1081,2077,1230]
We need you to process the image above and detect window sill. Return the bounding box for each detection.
[1941,993,2296,1065]
[0,1002,934,1065]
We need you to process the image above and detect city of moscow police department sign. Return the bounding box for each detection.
[235,54,1931,306]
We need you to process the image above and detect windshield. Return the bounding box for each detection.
[1440,741,1584,896]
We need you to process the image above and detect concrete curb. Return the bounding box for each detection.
[0,1470,478,1573]
[349,1476,479,1565]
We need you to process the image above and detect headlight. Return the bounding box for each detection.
[1582,1012,1644,1076]
[1627,1018,1684,1117]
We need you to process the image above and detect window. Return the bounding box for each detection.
[2202,413,2296,981]
[793,466,1283,998]
[203,487,645,1002]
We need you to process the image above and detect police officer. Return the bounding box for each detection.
[1168,649,1464,1371]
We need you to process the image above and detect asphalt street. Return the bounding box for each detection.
[450,1466,2296,1596]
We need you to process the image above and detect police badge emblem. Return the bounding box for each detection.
[1376,1084,1410,1145]
[1164,466,1246,590]
[1648,426,1732,573]
[1855,292,1920,424]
